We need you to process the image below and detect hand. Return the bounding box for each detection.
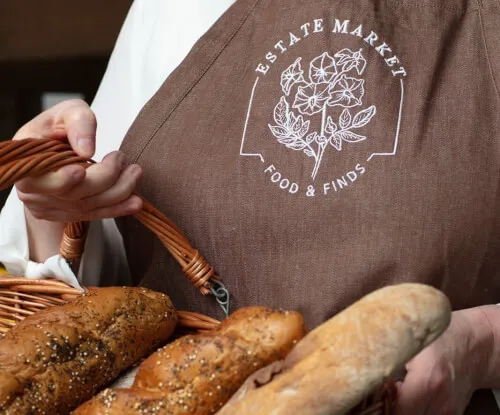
[395,308,493,415]
[13,99,143,223]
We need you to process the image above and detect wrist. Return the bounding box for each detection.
[24,206,65,263]
[464,306,498,389]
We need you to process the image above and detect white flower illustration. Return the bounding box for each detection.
[328,75,365,108]
[293,83,331,116]
[281,58,305,96]
[269,49,376,180]
[309,52,337,84]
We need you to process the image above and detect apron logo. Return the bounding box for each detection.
[268,50,376,180]
[240,18,407,199]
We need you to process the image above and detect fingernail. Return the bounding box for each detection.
[77,138,94,157]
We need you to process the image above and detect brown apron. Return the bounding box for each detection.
[117,0,500,412]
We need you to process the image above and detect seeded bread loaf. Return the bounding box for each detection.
[73,306,307,415]
[0,287,178,415]
[217,284,452,415]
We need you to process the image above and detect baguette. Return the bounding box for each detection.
[218,283,452,415]
[0,286,178,414]
[73,306,307,415]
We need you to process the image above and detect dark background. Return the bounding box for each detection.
[0,0,132,205]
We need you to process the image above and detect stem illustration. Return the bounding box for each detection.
[311,142,327,180]
[268,49,375,182]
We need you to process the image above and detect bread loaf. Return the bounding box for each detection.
[0,287,178,414]
[73,306,307,415]
[217,283,452,415]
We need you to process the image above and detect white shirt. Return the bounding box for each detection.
[0,0,499,407]
[0,0,236,288]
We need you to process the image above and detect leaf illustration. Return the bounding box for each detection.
[297,121,311,138]
[291,115,302,133]
[270,49,375,181]
[335,131,367,143]
[351,105,377,129]
[339,109,352,129]
[273,97,289,126]
[304,148,316,157]
[306,132,317,144]
[277,136,298,145]
[287,140,308,151]
[268,125,290,140]
[329,135,342,151]
[325,116,337,135]
[294,115,311,138]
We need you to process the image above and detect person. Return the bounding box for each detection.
[1,0,499,413]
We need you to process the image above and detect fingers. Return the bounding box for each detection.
[60,152,126,200]
[18,153,143,223]
[82,195,143,222]
[13,99,97,158]
[395,372,429,415]
[11,100,142,225]
[17,151,134,204]
[16,165,86,196]
[57,100,97,158]
[78,164,142,211]
[395,357,455,415]
[27,195,143,223]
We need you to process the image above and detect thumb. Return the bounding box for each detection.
[394,368,429,415]
[13,99,97,159]
[58,100,97,158]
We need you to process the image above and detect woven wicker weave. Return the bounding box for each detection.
[0,138,396,414]
[0,274,220,336]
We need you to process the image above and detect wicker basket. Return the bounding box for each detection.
[0,138,396,414]
[0,275,221,337]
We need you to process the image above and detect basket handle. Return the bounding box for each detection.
[0,138,229,313]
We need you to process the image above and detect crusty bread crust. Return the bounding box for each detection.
[74,306,306,415]
[217,284,452,415]
[0,287,178,414]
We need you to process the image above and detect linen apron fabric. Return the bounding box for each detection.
[117,0,500,411]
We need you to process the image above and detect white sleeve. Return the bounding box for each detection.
[0,0,148,287]
[0,0,236,287]
[82,0,236,287]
